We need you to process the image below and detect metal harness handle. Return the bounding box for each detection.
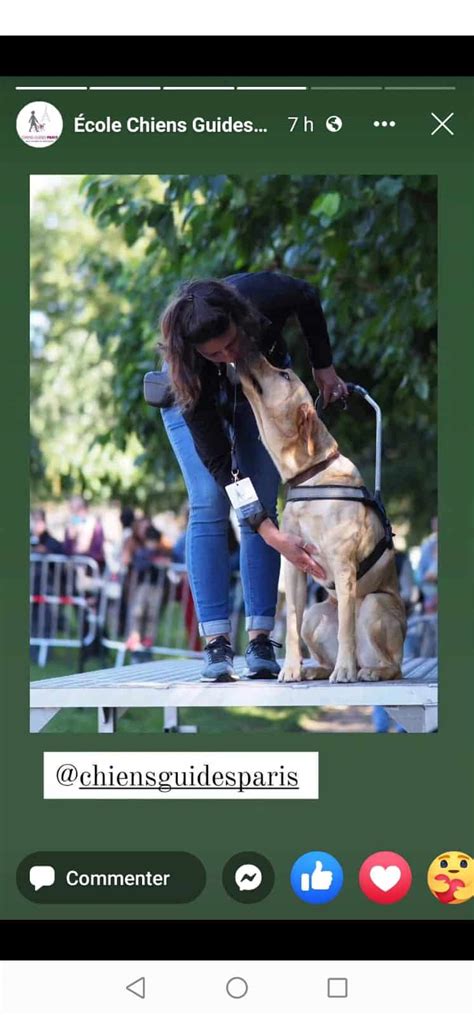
[315,382,383,500]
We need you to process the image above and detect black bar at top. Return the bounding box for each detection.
[0,36,472,77]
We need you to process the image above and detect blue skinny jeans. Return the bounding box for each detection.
[161,399,280,638]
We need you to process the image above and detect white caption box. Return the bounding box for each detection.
[43,752,319,800]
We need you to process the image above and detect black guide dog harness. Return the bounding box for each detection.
[286,459,394,583]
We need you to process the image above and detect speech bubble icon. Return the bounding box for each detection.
[29,865,56,892]
[234,863,263,892]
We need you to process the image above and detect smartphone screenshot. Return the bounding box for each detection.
[0,36,472,1015]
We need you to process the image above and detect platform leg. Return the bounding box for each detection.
[98,707,129,732]
[163,707,197,734]
[30,707,60,732]
[385,704,438,733]
[98,707,117,732]
[163,707,178,732]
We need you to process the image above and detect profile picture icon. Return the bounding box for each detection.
[16,101,63,148]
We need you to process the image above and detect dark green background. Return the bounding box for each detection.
[1,75,473,921]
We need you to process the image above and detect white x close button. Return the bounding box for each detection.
[430,112,454,136]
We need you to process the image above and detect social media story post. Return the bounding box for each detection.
[2,72,470,929]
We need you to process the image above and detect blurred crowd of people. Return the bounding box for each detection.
[30,498,438,675]
[373,517,438,733]
[30,495,241,661]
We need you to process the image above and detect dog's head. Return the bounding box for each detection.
[237,353,338,480]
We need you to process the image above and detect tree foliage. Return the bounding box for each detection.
[31,174,436,540]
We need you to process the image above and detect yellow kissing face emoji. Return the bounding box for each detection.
[427,852,474,905]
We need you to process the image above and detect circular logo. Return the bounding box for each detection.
[359,851,412,904]
[16,101,63,148]
[427,851,473,905]
[222,852,274,904]
[290,851,343,904]
[325,115,343,133]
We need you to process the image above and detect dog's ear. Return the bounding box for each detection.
[296,402,317,456]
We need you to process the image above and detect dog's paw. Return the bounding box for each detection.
[358,666,401,682]
[278,660,303,683]
[302,665,332,681]
[329,662,358,683]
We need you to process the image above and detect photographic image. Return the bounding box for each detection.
[30,173,437,735]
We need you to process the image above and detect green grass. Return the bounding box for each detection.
[31,648,320,734]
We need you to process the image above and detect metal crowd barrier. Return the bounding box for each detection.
[30,552,246,672]
[30,554,436,711]
[405,611,438,659]
[99,562,201,666]
[99,561,245,667]
[30,553,101,669]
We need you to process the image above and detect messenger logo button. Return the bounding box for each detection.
[223,852,274,904]
[291,851,344,904]
[234,863,263,892]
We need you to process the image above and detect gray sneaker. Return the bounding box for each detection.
[201,636,239,682]
[243,634,282,679]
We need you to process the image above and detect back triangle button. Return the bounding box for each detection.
[126,977,145,999]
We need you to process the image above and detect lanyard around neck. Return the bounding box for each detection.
[229,365,240,481]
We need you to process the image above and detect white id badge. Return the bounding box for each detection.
[225,477,260,510]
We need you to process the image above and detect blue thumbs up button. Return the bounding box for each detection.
[290,851,344,904]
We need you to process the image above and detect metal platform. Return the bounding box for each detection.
[30,656,438,734]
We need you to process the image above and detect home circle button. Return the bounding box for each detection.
[226,977,248,999]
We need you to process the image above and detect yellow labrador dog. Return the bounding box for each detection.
[237,355,406,684]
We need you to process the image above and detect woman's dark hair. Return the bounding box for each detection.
[158,278,264,411]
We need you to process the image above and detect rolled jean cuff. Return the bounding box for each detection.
[245,615,275,632]
[198,619,231,637]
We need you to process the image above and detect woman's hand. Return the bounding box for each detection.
[259,520,327,580]
[312,365,348,407]
[278,533,327,579]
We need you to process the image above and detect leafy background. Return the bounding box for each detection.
[30,174,436,542]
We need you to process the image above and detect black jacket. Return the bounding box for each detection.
[223,270,332,373]
[182,271,332,496]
